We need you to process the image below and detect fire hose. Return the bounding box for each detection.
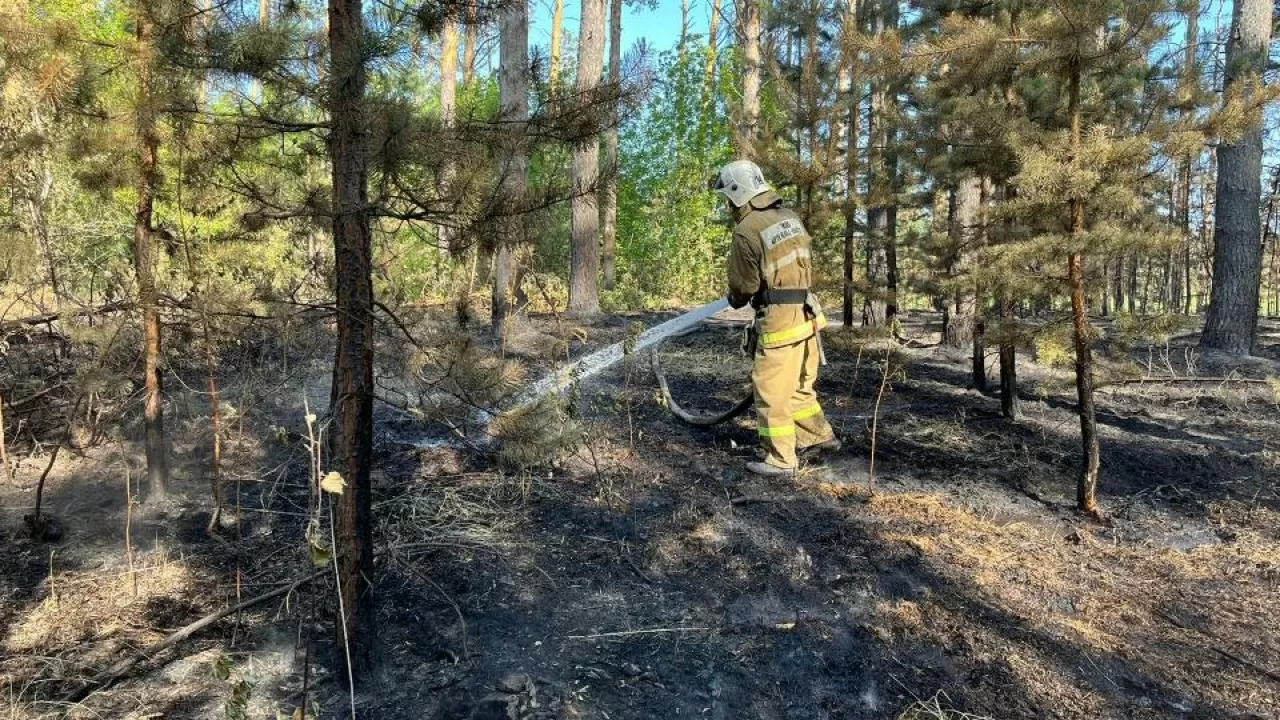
[650,300,827,427]
[650,344,754,426]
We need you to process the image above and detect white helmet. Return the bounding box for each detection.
[713,160,770,207]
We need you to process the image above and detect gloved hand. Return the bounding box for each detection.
[727,293,748,310]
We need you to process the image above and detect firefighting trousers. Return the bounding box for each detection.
[751,333,834,469]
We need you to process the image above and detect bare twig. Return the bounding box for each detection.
[1097,376,1272,388]
[0,391,12,485]
[123,454,137,598]
[390,550,471,660]
[0,301,134,334]
[615,539,655,585]
[731,493,803,505]
[868,346,893,491]
[565,626,709,640]
[1155,610,1280,684]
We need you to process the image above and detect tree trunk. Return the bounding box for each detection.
[1197,142,1217,311]
[1069,246,1099,515]
[1265,165,1280,316]
[1111,255,1125,312]
[568,0,606,316]
[862,0,894,329]
[462,4,479,86]
[736,0,761,155]
[698,0,722,153]
[841,0,860,329]
[438,18,460,262]
[1146,256,1157,312]
[1177,0,1199,315]
[492,0,530,340]
[971,178,991,390]
[133,9,169,502]
[944,175,981,347]
[550,0,565,98]
[251,0,270,99]
[993,179,1019,418]
[863,211,887,326]
[1067,61,1099,517]
[882,0,900,329]
[22,107,59,305]
[1127,255,1138,313]
[999,292,1019,419]
[1101,260,1111,317]
[885,143,900,328]
[600,0,622,291]
[328,0,376,680]
[680,0,691,47]
[1200,0,1271,354]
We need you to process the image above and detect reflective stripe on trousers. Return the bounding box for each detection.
[752,333,835,469]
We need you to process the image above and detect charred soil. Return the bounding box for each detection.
[2,312,1278,719]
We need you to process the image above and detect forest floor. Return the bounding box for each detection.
[2,311,1279,719]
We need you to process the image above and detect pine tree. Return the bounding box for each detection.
[1199,0,1273,355]
[735,0,762,153]
[130,0,170,502]
[492,0,531,339]
[0,0,93,309]
[927,0,1178,514]
[568,0,606,315]
[862,0,899,329]
[600,0,623,291]
[328,0,377,679]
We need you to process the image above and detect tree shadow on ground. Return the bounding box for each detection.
[376,427,1268,719]
[0,399,324,718]
[837,344,1279,520]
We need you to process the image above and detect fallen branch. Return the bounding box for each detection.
[730,494,802,505]
[1097,376,1272,388]
[0,391,11,485]
[615,539,655,586]
[65,569,326,702]
[9,381,73,411]
[0,301,133,334]
[565,626,709,640]
[1155,610,1280,685]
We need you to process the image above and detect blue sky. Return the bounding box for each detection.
[527,0,712,56]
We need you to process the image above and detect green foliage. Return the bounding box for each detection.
[1032,321,1077,369]
[490,394,582,470]
[614,39,735,307]
[1109,312,1191,348]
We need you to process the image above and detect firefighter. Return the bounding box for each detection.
[714,160,840,477]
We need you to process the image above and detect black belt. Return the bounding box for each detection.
[757,288,809,306]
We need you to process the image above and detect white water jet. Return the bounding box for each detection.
[410,299,731,449]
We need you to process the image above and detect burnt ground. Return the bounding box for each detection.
[2,312,1279,719]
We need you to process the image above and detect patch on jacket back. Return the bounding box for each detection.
[760,218,804,249]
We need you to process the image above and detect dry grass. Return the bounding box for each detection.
[896,692,995,720]
[1,549,204,720]
[377,477,525,561]
[3,552,193,653]
[864,490,1280,715]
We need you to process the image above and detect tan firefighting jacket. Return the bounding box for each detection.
[727,191,827,349]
